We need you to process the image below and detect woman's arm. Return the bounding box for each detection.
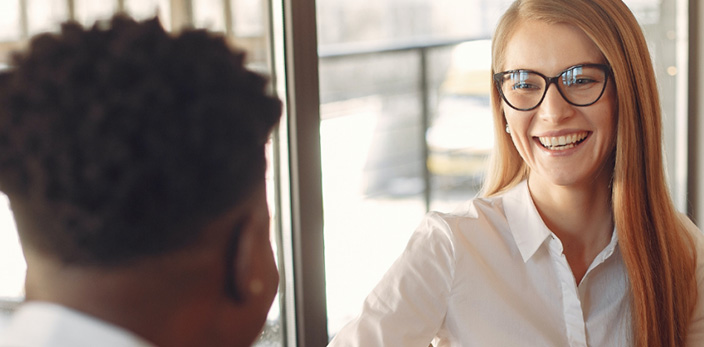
[327,213,456,347]
[682,215,704,346]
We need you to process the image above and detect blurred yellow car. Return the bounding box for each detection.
[426,40,494,185]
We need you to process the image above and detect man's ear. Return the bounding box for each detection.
[224,212,256,303]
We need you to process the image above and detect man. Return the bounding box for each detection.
[0,15,281,347]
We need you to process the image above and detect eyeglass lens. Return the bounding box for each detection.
[497,65,607,111]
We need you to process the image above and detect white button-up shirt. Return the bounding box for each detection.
[0,302,156,347]
[328,180,704,346]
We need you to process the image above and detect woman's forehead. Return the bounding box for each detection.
[500,20,604,74]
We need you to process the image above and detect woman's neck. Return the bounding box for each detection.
[527,175,614,284]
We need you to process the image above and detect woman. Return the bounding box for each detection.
[328,0,704,346]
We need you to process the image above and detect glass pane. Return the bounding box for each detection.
[192,0,226,32]
[0,1,21,42]
[320,52,427,337]
[319,0,512,339]
[74,0,118,25]
[0,1,286,344]
[230,0,264,37]
[0,194,23,300]
[624,0,688,210]
[124,0,171,24]
[316,0,509,46]
[320,0,687,341]
[26,0,68,36]
[428,40,493,212]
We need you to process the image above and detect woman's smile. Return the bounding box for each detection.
[535,131,590,151]
[535,131,589,151]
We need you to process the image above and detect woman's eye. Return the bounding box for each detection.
[511,82,539,90]
[564,77,597,87]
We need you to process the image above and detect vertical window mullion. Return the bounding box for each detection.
[281,0,328,345]
[222,0,233,37]
[18,0,28,39]
[689,0,704,223]
[66,0,75,20]
[267,0,294,344]
[169,0,193,29]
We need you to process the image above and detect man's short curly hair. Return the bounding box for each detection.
[0,15,282,266]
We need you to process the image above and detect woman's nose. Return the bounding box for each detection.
[537,83,574,123]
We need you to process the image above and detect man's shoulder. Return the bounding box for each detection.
[0,302,155,347]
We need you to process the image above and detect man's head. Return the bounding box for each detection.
[0,15,281,346]
[0,15,280,265]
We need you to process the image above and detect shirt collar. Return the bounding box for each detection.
[501,180,619,263]
[1,301,157,347]
[502,180,554,263]
[591,226,619,266]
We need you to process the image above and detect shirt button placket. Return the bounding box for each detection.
[549,238,589,347]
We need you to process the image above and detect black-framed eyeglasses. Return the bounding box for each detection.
[493,64,611,111]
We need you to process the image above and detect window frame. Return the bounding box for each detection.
[0,0,330,345]
[689,0,704,224]
[277,0,328,345]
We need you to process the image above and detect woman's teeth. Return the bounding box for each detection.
[538,132,588,150]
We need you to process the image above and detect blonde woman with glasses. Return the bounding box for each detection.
[328,0,704,346]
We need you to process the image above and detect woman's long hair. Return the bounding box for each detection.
[483,0,697,345]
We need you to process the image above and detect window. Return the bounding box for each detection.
[0,194,22,300]
[318,0,692,340]
[316,0,512,338]
[0,0,696,346]
[0,1,292,345]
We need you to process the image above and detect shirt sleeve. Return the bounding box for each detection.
[327,212,456,347]
[686,218,704,346]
